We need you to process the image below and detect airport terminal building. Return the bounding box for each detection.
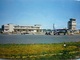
[1,24,41,34]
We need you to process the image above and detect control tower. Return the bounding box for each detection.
[68,18,76,30]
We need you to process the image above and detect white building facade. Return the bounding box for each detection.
[2,24,14,33]
[2,24,41,34]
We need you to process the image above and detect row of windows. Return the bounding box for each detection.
[14,26,40,29]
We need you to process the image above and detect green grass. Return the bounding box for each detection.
[0,42,80,60]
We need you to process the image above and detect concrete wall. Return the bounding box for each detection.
[8,24,14,32]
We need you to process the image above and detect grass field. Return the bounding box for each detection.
[0,42,80,60]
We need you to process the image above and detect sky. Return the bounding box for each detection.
[0,0,80,29]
